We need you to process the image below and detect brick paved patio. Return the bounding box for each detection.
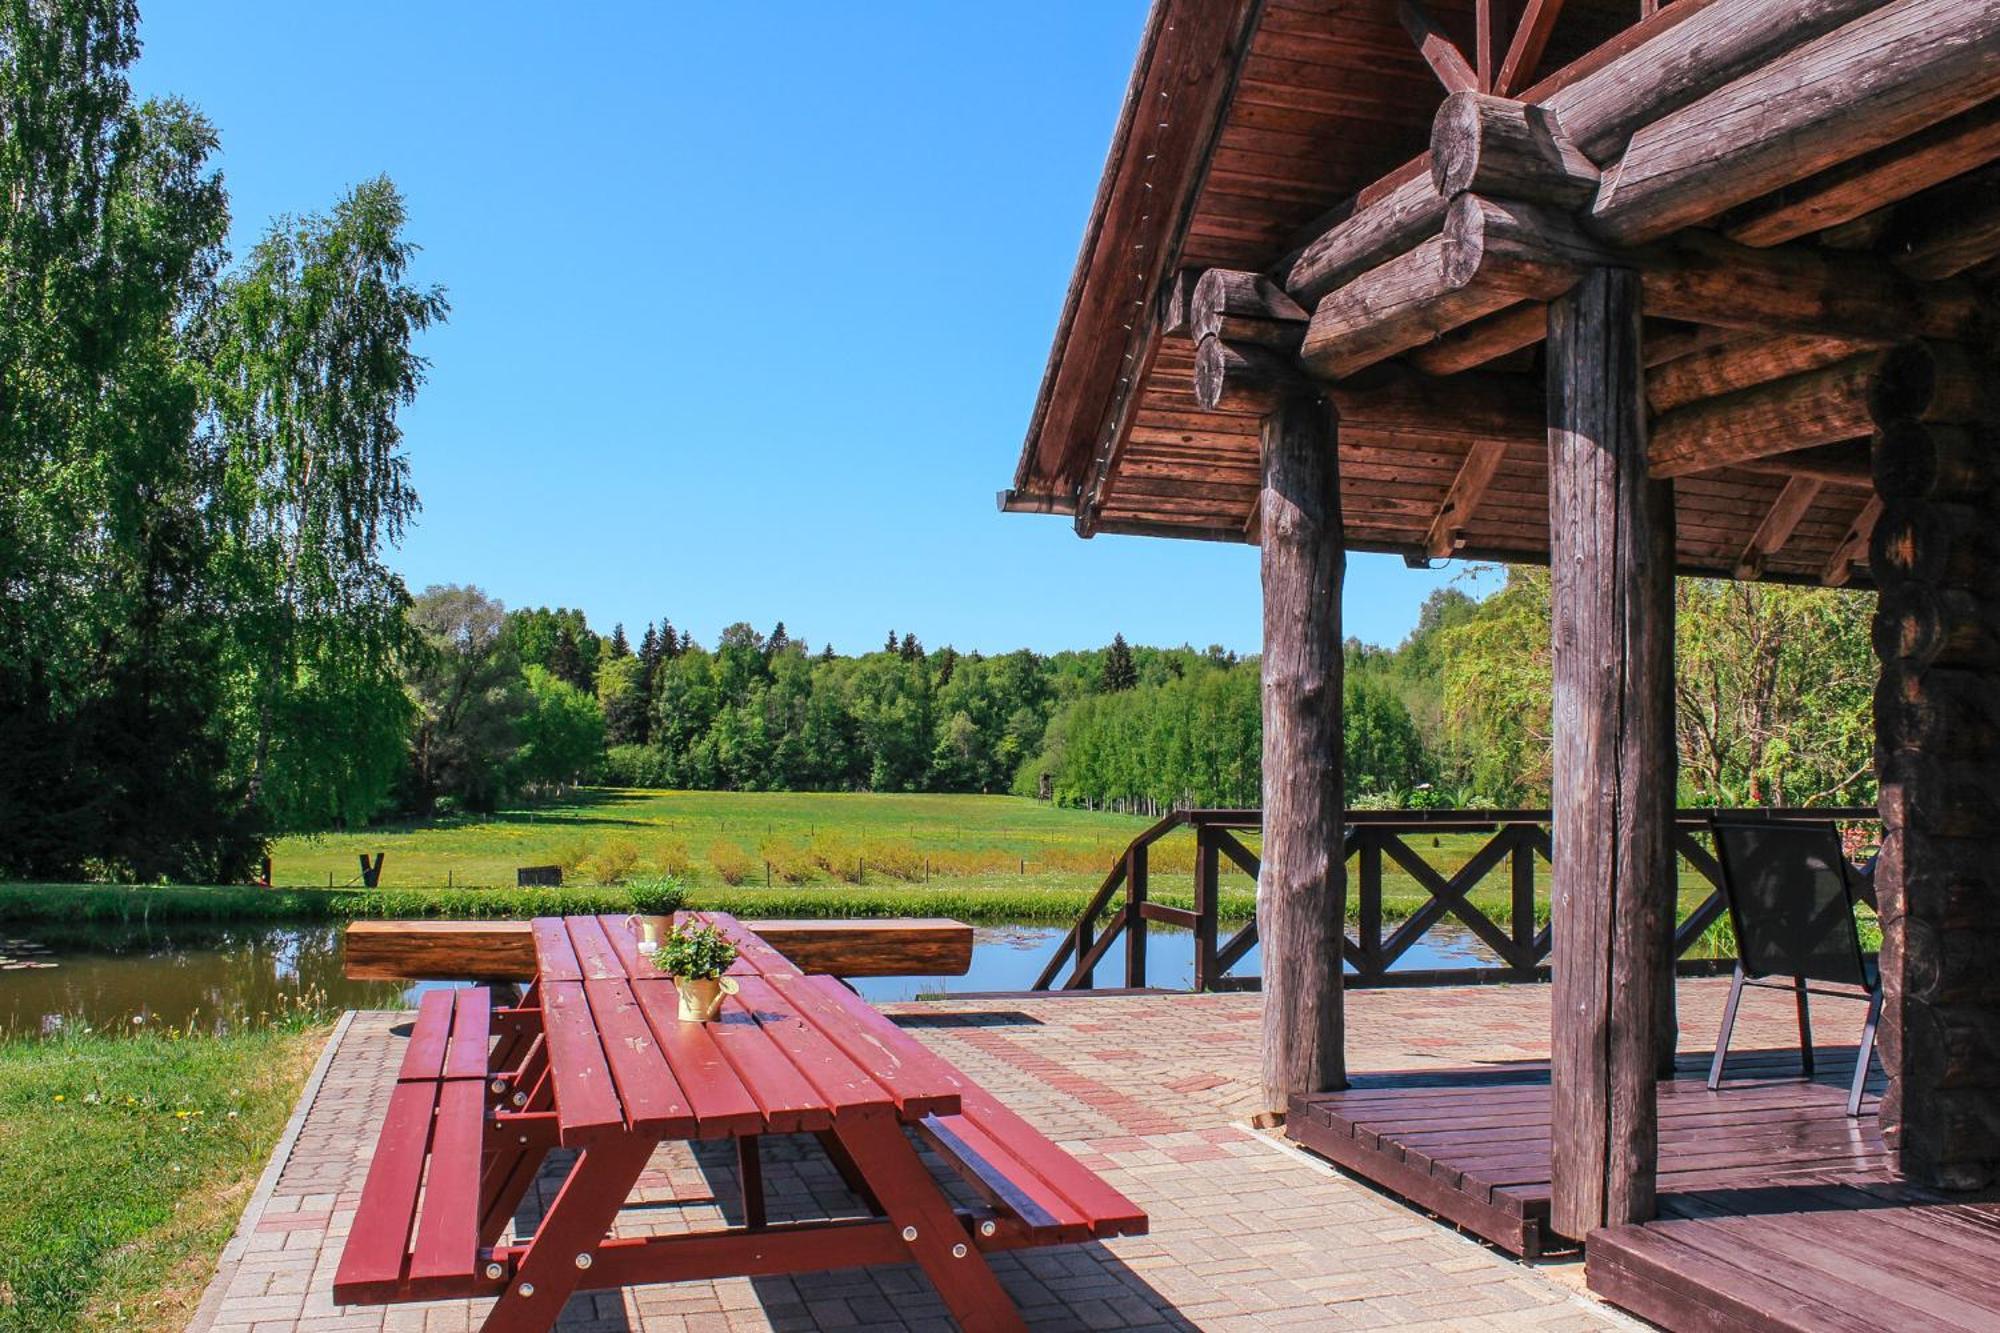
[191,978,1861,1332]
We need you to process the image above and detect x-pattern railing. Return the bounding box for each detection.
[1031,807,1876,992]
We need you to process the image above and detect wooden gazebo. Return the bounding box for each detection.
[1005,0,2000,1322]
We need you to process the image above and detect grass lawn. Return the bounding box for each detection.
[269,789,1163,890]
[0,1016,331,1331]
[0,790,1759,932]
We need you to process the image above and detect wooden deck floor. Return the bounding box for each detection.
[1290,1048,2000,1330]
[1285,1047,1889,1260]
[1589,1175,2000,1332]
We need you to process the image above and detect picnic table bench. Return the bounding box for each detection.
[332,913,1145,1332]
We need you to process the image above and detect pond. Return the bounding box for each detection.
[0,920,1505,1037]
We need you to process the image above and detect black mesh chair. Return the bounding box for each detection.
[1708,817,1881,1116]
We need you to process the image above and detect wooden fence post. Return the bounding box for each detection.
[1546,267,1676,1237]
[1193,826,1219,992]
[1125,840,1149,987]
[1258,385,1347,1120]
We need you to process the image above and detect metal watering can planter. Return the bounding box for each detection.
[629,914,740,1022]
[673,974,739,1022]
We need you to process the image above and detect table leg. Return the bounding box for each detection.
[738,1136,767,1231]
[481,1136,654,1333]
[815,1130,882,1214]
[832,1118,1027,1333]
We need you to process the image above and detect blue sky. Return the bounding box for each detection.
[132,3,1491,656]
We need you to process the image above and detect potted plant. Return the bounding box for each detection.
[657,920,739,1021]
[625,878,687,956]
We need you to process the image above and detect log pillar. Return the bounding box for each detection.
[1870,340,2000,1190]
[1258,385,1347,1120]
[1546,267,1678,1238]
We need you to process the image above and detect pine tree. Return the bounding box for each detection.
[820,643,836,663]
[609,623,631,657]
[767,621,791,658]
[1101,634,1138,692]
[550,626,590,690]
[900,632,923,661]
[658,620,680,659]
[935,644,959,685]
[885,629,899,653]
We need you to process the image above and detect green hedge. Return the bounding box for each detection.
[0,880,1261,927]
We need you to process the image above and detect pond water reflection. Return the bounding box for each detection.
[0,920,1501,1036]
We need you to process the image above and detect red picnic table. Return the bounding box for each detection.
[333,912,1146,1332]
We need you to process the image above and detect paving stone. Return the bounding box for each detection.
[191,978,1836,1330]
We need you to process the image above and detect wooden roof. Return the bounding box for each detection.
[1005,0,2000,585]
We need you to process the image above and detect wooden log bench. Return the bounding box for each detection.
[343,917,974,982]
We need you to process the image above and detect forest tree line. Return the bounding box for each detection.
[379,564,1877,829]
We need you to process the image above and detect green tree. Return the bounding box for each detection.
[0,4,260,880]
[202,177,443,828]
[404,585,525,813]
[516,665,605,790]
[597,651,649,746]
[1100,634,1138,692]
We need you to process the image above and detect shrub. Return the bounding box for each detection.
[707,839,753,886]
[759,840,818,885]
[860,839,923,881]
[650,836,692,879]
[809,834,866,884]
[554,838,593,877]
[584,838,640,885]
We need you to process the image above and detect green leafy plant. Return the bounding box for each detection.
[626,876,685,916]
[656,921,737,980]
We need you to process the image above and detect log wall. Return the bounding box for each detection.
[1870,340,2000,1191]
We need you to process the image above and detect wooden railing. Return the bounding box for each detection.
[1031,806,1877,992]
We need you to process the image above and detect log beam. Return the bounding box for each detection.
[1887,166,2000,281]
[1590,0,2000,246]
[1300,195,1608,380]
[1259,387,1347,1118]
[1424,441,1509,558]
[1647,353,1880,478]
[1646,333,1870,414]
[1430,92,1600,208]
[1734,476,1825,579]
[1194,337,1311,414]
[1547,267,1674,1238]
[1541,0,1883,162]
[1191,269,1308,348]
[1284,170,1447,308]
[343,918,976,982]
[1407,301,1548,376]
[1722,100,2000,249]
[1639,231,1983,343]
[1871,339,2000,1189]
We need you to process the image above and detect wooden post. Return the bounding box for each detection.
[1870,340,2000,1191]
[1193,827,1219,992]
[1258,386,1347,1120]
[1125,840,1149,988]
[1546,267,1677,1237]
